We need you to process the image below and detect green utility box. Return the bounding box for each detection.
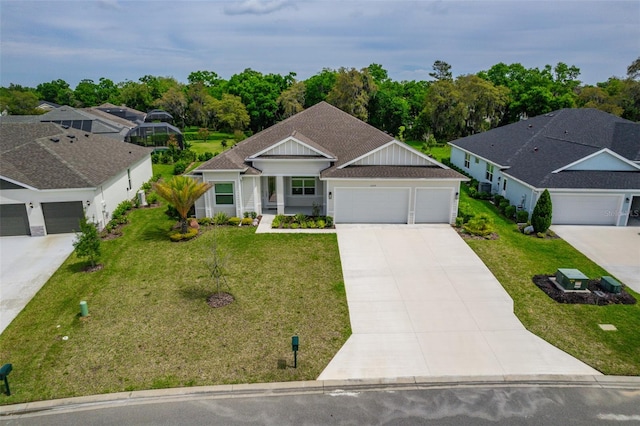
[555,268,588,290]
[600,276,622,294]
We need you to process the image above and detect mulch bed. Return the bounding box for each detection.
[82,264,104,273]
[532,275,636,305]
[207,292,234,308]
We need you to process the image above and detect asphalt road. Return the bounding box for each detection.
[2,384,639,425]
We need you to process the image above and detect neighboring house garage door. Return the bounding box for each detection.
[414,188,453,223]
[551,194,620,225]
[335,188,409,223]
[42,201,84,234]
[0,204,30,236]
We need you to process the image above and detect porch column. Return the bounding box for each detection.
[276,176,285,215]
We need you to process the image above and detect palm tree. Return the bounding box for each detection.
[153,176,212,234]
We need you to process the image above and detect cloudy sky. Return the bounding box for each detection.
[1,0,638,88]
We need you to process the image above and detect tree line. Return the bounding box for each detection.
[1,58,638,142]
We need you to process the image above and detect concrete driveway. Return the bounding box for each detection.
[552,226,640,294]
[0,235,75,334]
[318,224,600,380]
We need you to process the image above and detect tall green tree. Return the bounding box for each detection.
[154,86,188,127]
[277,81,306,119]
[207,94,250,132]
[74,79,99,107]
[36,79,75,105]
[73,215,101,268]
[153,176,212,234]
[186,82,213,127]
[429,60,453,81]
[227,69,295,132]
[326,67,377,121]
[304,68,337,107]
[531,189,553,233]
[118,80,153,112]
[0,85,40,114]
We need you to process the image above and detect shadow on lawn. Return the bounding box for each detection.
[139,225,174,242]
[178,286,212,301]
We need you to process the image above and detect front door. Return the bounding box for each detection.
[264,176,277,210]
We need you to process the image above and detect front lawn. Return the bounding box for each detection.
[459,186,640,375]
[0,206,350,404]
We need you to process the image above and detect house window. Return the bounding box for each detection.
[475,156,479,164]
[291,177,315,196]
[485,164,494,181]
[214,183,234,205]
[464,153,470,168]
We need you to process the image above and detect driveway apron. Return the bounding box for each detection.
[551,225,640,294]
[318,224,600,380]
[0,235,75,334]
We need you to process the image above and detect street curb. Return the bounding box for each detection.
[2,375,639,417]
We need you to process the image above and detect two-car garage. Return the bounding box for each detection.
[550,194,622,226]
[0,201,84,236]
[332,187,455,224]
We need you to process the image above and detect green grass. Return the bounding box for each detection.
[0,206,350,404]
[186,131,233,156]
[404,140,451,162]
[459,186,640,375]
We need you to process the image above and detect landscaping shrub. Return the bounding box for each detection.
[173,161,187,175]
[531,189,553,233]
[228,217,241,226]
[243,211,250,218]
[250,211,257,219]
[499,200,510,213]
[463,213,495,236]
[294,213,307,224]
[516,210,529,223]
[213,211,229,225]
[147,192,159,205]
[455,216,464,227]
[493,195,504,206]
[316,219,326,229]
[504,205,516,219]
[325,216,334,227]
[197,152,214,162]
[241,218,253,226]
[169,227,198,242]
[198,217,212,226]
[457,202,475,223]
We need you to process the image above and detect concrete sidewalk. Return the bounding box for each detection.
[0,235,75,334]
[552,226,640,294]
[318,225,600,380]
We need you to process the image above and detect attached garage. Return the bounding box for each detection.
[550,194,621,225]
[334,188,409,223]
[414,188,453,223]
[42,201,84,234]
[0,204,30,236]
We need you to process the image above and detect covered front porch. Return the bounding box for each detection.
[260,175,326,216]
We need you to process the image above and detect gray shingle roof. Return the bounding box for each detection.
[196,102,464,180]
[449,108,640,189]
[0,122,151,190]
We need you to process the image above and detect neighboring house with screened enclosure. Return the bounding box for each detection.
[191,102,467,224]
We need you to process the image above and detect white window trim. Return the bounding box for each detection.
[214,182,234,205]
[291,177,316,196]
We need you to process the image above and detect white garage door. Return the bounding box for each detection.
[335,188,409,223]
[415,189,453,223]
[550,194,621,225]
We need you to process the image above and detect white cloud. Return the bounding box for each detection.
[224,0,295,15]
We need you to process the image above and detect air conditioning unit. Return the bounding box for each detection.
[478,182,492,193]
